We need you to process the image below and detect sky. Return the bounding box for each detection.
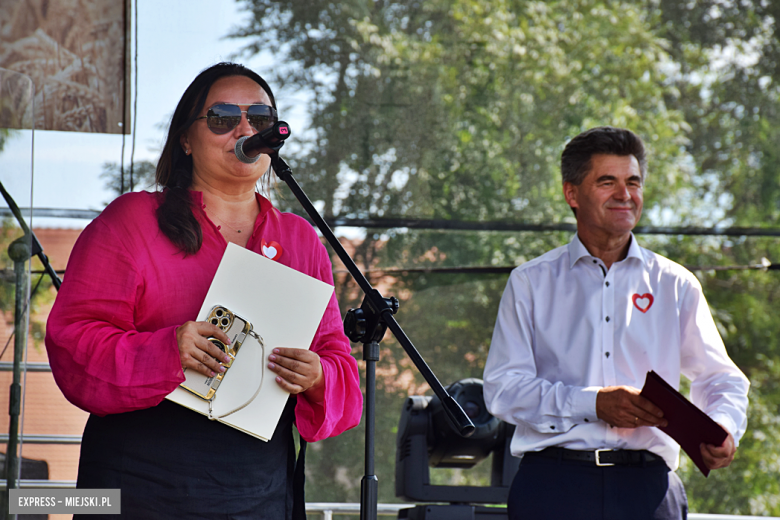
[0,0,310,229]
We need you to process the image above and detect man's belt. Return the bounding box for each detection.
[523,447,662,467]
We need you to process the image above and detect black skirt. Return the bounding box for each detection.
[75,397,296,520]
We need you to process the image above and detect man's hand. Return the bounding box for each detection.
[596,386,668,428]
[701,426,736,469]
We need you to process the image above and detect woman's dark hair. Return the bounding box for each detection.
[560,126,647,186]
[155,62,276,255]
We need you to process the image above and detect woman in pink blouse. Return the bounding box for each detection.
[45,62,362,519]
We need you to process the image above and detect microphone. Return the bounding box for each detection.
[234,121,291,164]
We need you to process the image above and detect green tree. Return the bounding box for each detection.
[99,160,157,200]
[234,0,780,513]
[637,2,780,513]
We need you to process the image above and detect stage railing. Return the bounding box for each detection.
[0,434,81,445]
[0,362,51,372]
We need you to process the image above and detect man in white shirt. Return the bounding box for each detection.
[483,126,749,520]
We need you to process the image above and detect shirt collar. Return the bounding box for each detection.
[567,232,645,269]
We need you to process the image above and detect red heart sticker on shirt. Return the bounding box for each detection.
[261,240,283,261]
[632,293,654,313]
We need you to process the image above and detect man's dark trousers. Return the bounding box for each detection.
[507,448,688,520]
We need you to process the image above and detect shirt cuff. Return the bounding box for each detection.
[708,413,739,447]
[576,386,601,424]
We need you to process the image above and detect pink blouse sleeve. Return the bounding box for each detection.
[294,241,363,442]
[44,218,184,416]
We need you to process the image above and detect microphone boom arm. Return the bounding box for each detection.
[269,153,474,436]
[270,152,474,520]
[0,181,61,290]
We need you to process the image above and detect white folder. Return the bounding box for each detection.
[165,242,335,441]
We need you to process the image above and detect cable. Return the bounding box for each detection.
[322,216,780,237]
[9,207,780,238]
[335,260,780,277]
[119,0,128,194]
[129,0,139,192]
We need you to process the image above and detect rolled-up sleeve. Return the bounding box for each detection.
[293,239,362,442]
[45,219,185,416]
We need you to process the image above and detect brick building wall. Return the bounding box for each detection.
[0,228,88,485]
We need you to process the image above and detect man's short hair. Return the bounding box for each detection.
[561,126,647,185]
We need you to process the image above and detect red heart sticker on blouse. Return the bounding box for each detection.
[261,240,283,261]
[632,293,654,313]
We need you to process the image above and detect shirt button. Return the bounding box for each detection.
[584,418,589,422]
[592,260,597,264]
[217,225,221,230]
[605,316,610,322]
[605,281,610,287]
[550,425,555,430]
[605,352,610,358]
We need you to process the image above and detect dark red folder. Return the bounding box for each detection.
[639,371,727,477]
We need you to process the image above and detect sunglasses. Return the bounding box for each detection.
[196,103,278,135]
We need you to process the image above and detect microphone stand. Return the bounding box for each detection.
[269,153,475,520]
[0,182,61,516]
[0,182,62,290]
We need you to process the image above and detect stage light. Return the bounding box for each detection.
[427,378,501,468]
[395,378,519,519]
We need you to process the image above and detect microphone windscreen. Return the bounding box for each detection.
[235,136,261,164]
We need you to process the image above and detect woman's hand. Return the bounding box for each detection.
[176,321,233,377]
[267,348,325,401]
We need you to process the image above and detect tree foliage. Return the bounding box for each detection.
[231,0,780,513]
[99,160,157,201]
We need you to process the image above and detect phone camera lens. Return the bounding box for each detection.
[210,318,219,325]
[215,309,224,317]
[221,318,230,327]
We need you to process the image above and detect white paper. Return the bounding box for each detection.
[166,242,335,441]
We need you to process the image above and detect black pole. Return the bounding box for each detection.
[0,183,57,519]
[360,341,379,520]
[269,153,475,518]
[5,237,30,519]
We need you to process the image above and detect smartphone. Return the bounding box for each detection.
[179,305,253,401]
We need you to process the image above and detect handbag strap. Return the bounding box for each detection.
[208,330,265,420]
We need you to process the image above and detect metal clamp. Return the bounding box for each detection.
[248,329,264,346]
